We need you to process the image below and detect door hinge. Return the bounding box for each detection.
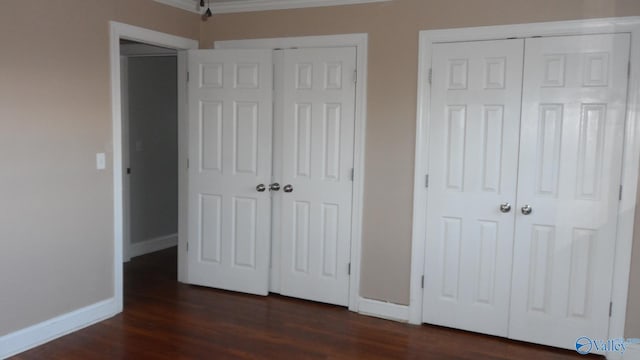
[353,69,357,84]
[628,61,631,79]
[348,263,351,275]
[619,185,623,201]
[421,275,425,289]
[187,71,190,82]
[350,168,354,181]
[609,302,613,317]
[186,242,189,252]
[187,158,190,169]
[428,68,432,85]
[126,167,131,175]
[425,174,429,188]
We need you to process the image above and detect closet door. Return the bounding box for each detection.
[278,47,357,306]
[186,49,273,295]
[422,39,524,336]
[509,34,630,349]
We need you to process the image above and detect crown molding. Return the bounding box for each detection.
[154,0,391,14]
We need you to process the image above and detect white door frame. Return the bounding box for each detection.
[215,34,368,312]
[109,21,198,312]
[410,16,640,346]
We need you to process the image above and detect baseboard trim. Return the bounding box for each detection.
[0,298,118,359]
[130,233,178,258]
[358,298,409,323]
[620,343,640,359]
[600,342,640,359]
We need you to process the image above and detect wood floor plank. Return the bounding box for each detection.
[12,248,602,359]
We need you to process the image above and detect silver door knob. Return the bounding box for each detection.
[499,203,511,213]
[269,183,280,191]
[256,184,266,192]
[521,204,532,215]
[283,184,293,193]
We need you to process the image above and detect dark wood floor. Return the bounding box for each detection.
[13,248,601,359]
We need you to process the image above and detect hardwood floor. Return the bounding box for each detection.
[13,248,601,359]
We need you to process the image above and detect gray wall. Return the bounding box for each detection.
[127,56,178,244]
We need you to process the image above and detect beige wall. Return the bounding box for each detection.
[200,0,640,330]
[0,0,198,336]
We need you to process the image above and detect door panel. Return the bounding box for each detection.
[423,39,524,336]
[187,49,273,295]
[509,34,630,349]
[278,47,357,306]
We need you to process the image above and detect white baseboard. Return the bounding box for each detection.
[621,343,640,359]
[601,342,640,359]
[0,298,119,359]
[607,351,623,360]
[129,233,177,258]
[358,297,409,323]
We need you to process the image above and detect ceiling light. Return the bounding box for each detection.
[205,0,212,17]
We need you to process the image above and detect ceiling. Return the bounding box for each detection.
[154,0,391,14]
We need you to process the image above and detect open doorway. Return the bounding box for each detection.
[110,22,198,311]
[120,40,178,262]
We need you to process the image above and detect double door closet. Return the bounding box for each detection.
[186,46,358,307]
[423,33,630,349]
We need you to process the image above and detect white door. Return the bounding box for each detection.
[277,47,357,306]
[186,49,273,295]
[423,39,524,336]
[509,34,630,349]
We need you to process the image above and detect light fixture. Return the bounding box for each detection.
[201,0,212,19]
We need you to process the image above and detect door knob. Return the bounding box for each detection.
[256,184,266,192]
[283,184,293,193]
[499,203,511,213]
[521,204,532,215]
[269,183,280,191]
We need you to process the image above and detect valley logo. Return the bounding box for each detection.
[575,336,640,355]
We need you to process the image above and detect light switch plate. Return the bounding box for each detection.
[96,153,106,170]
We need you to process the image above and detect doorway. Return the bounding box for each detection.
[422,33,629,349]
[120,40,179,262]
[185,46,358,307]
[409,17,640,354]
[110,21,198,311]
[215,34,369,312]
